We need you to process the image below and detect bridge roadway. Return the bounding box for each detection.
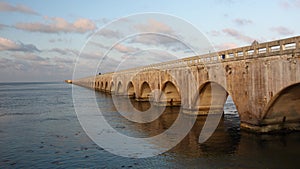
[72,36,300,133]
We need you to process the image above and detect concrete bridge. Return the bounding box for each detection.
[72,36,300,133]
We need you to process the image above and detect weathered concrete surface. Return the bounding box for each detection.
[72,36,300,133]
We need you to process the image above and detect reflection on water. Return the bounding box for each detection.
[97,92,241,157]
[0,83,300,168]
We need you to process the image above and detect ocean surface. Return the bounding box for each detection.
[0,82,300,168]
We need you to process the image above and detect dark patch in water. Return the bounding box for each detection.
[10,162,17,166]
[51,160,61,165]
[40,118,70,122]
[80,146,88,151]
[0,112,42,117]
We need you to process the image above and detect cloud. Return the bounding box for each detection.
[90,41,110,49]
[222,28,254,43]
[15,17,96,34]
[0,24,9,29]
[18,43,40,52]
[0,1,38,15]
[233,18,253,26]
[0,37,19,51]
[100,50,178,72]
[142,50,178,63]
[48,38,72,44]
[130,34,178,46]
[113,44,138,53]
[129,33,190,53]
[215,42,238,51]
[0,55,75,82]
[95,28,121,38]
[0,36,40,52]
[49,48,78,56]
[11,53,46,62]
[80,51,104,60]
[52,56,74,65]
[279,0,300,9]
[279,0,291,9]
[135,19,174,33]
[270,26,294,35]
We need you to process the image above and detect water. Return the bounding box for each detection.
[0,82,300,168]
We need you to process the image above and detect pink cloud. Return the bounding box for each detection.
[279,0,291,9]
[114,44,137,53]
[135,19,174,33]
[49,48,79,56]
[222,28,254,43]
[0,1,38,15]
[270,26,294,35]
[73,18,96,33]
[279,0,300,9]
[15,17,96,34]
[0,36,40,52]
[215,43,238,51]
[0,37,19,51]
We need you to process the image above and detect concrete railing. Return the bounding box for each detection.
[106,36,300,75]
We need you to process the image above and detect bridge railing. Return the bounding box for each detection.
[219,36,299,60]
[102,36,300,76]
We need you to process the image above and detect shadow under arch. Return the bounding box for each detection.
[110,82,115,93]
[192,81,230,115]
[262,83,300,128]
[127,81,135,99]
[159,81,181,106]
[100,82,103,90]
[104,81,108,91]
[116,81,123,94]
[138,81,152,102]
[187,81,242,155]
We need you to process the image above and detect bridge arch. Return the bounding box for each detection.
[117,81,123,94]
[110,82,115,93]
[193,81,230,115]
[127,81,135,98]
[104,81,108,91]
[139,81,152,101]
[160,81,181,106]
[262,83,300,125]
[101,82,104,90]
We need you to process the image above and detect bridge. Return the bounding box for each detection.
[72,36,300,133]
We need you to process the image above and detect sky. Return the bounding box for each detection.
[0,0,299,82]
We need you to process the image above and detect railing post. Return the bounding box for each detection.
[242,48,246,60]
[265,43,269,55]
[280,40,284,53]
[253,46,258,56]
[297,37,300,49]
